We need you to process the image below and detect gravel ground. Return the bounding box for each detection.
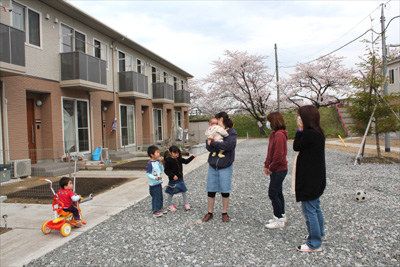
[27,139,400,267]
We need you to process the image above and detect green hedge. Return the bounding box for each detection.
[190,107,346,139]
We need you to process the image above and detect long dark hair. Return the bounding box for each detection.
[215,112,233,129]
[298,105,325,138]
[165,145,182,160]
[267,112,286,131]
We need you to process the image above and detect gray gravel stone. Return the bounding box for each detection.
[27,139,400,266]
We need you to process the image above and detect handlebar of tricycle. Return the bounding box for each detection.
[40,178,56,196]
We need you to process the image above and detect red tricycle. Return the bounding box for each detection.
[40,178,92,237]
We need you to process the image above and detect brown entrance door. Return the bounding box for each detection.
[27,99,37,163]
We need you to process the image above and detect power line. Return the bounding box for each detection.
[280,15,399,69]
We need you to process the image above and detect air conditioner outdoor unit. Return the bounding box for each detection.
[12,159,31,178]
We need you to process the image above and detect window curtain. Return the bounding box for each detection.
[63,100,76,152]
[28,9,40,46]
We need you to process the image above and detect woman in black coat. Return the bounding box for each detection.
[293,105,326,253]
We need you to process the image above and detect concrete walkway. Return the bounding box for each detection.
[0,153,210,267]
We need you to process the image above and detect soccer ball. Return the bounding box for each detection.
[355,191,367,202]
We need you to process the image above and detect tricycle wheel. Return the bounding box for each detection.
[60,223,72,237]
[42,222,52,234]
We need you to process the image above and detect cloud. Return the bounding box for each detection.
[68,0,399,79]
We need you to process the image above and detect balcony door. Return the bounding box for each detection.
[153,109,163,142]
[120,105,135,146]
[62,98,90,153]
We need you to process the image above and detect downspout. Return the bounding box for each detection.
[1,81,10,163]
[89,92,94,153]
[111,40,118,151]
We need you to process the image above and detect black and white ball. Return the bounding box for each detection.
[355,190,367,202]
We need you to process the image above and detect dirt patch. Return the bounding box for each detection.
[112,159,149,170]
[1,227,12,235]
[2,177,136,204]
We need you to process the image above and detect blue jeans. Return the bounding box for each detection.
[207,165,233,193]
[149,184,163,212]
[268,169,287,218]
[302,198,325,249]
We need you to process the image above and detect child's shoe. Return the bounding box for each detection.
[167,205,177,212]
[184,204,191,210]
[268,214,287,223]
[211,152,217,157]
[74,220,82,227]
[265,217,285,229]
[153,211,163,217]
[159,208,168,214]
[297,244,322,252]
[218,154,225,158]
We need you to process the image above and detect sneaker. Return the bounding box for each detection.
[167,205,177,212]
[74,220,82,228]
[304,234,327,241]
[297,244,322,252]
[184,204,191,210]
[268,214,287,223]
[159,208,168,214]
[265,218,285,229]
[153,211,163,217]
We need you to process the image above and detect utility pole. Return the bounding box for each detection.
[380,4,390,152]
[274,43,280,112]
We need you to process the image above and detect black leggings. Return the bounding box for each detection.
[208,192,230,198]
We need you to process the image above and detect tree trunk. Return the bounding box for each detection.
[375,133,382,158]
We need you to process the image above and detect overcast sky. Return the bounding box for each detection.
[67,0,400,79]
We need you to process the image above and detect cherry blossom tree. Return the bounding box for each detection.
[203,50,275,124]
[280,55,355,108]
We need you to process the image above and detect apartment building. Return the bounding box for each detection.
[387,56,400,95]
[0,0,193,165]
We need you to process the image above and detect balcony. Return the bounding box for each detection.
[152,83,174,104]
[119,71,149,99]
[174,90,190,106]
[0,23,26,77]
[60,52,107,91]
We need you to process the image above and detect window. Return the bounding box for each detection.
[152,67,160,83]
[120,105,135,146]
[94,39,108,67]
[173,77,178,90]
[175,111,182,127]
[60,24,87,53]
[163,72,168,83]
[153,109,163,142]
[137,59,145,74]
[118,51,132,72]
[28,9,40,46]
[389,69,394,84]
[12,2,25,31]
[63,98,89,153]
[61,24,73,52]
[75,31,86,53]
[181,80,184,90]
[175,111,182,141]
[12,1,41,47]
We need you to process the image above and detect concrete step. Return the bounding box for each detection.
[108,150,135,161]
[31,162,80,177]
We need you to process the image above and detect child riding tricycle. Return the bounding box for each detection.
[40,177,92,237]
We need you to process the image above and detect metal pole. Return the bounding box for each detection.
[380,4,390,152]
[354,104,377,165]
[274,44,280,112]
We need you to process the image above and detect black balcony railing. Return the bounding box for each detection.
[119,71,148,94]
[0,23,25,67]
[152,83,174,100]
[174,90,190,104]
[60,51,106,85]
